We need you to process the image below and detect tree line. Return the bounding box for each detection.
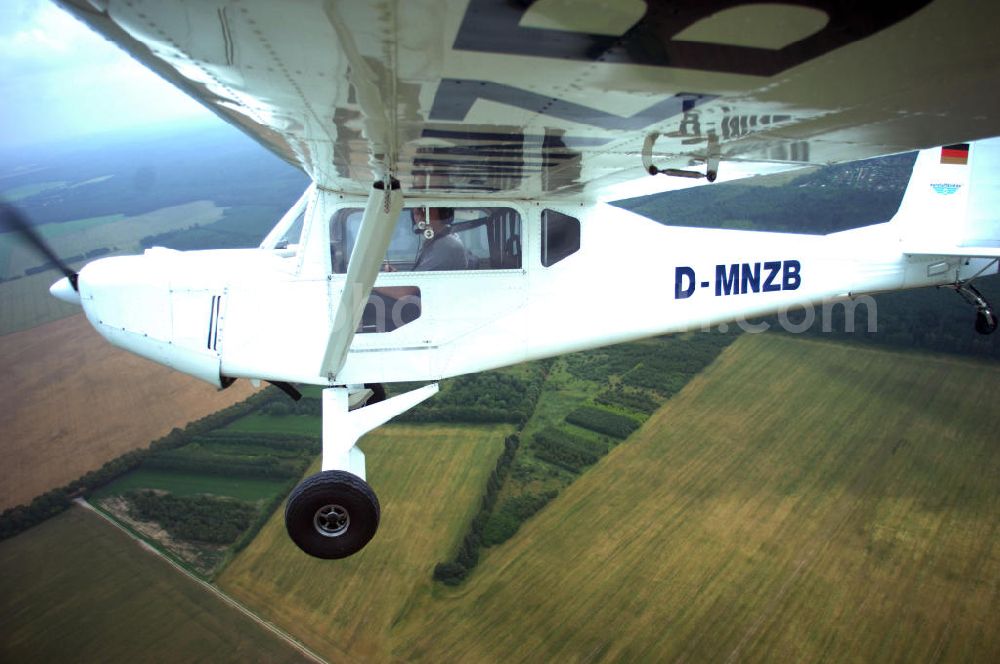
[595,386,660,414]
[433,434,521,586]
[565,406,640,439]
[127,490,257,545]
[531,427,606,473]
[0,385,300,542]
[400,369,547,426]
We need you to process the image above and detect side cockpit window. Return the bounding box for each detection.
[330,206,521,273]
[541,209,580,267]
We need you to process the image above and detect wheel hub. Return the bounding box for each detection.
[313,504,350,537]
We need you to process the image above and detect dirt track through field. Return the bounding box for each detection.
[75,499,327,664]
[0,314,256,510]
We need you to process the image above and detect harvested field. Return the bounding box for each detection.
[0,314,255,510]
[218,424,509,662]
[392,335,1000,662]
[219,334,1000,663]
[0,506,309,663]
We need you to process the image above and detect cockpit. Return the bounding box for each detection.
[264,196,580,337]
[330,206,522,273]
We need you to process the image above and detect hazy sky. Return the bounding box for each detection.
[0,0,214,151]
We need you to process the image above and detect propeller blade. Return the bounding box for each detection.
[0,202,78,290]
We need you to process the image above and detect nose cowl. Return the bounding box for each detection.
[49,276,81,305]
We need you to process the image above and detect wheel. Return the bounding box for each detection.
[284,471,380,559]
[975,310,998,335]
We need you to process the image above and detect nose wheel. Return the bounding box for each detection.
[285,470,380,559]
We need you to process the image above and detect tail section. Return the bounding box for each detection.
[894,138,1000,257]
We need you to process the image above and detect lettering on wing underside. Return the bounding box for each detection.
[404,0,924,193]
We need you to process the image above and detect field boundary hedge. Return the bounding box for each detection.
[0,386,294,542]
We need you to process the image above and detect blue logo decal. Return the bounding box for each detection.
[931,183,961,195]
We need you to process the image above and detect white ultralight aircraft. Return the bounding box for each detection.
[29,0,1000,558]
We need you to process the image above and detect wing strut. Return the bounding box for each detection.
[319,179,403,380]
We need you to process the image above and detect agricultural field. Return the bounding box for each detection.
[226,414,322,436]
[482,332,737,551]
[93,468,290,502]
[0,314,257,511]
[395,334,1000,662]
[220,334,1000,662]
[217,424,510,662]
[0,506,310,663]
[89,414,319,576]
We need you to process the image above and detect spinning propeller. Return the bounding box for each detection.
[0,202,80,304]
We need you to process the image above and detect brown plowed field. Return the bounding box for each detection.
[0,314,255,510]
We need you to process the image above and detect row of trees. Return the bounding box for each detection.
[620,332,739,394]
[0,386,294,542]
[595,386,660,415]
[401,370,547,426]
[142,450,307,480]
[191,431,320,454]
[531,427,606,473]
[433,434,521,586]
[565,406,640,439]
[563,343,653,383]
[260,397,322,417]
[22,247,112,277]
[481,490,559,548]
[127,490,257,545]
[231,478,298,555]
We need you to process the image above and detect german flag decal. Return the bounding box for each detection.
[941,143,970,165]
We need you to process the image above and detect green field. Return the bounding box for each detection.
[0,507,309,663]
[218,423,509,662]
[93,469,290,502]
[226,414,321,436]
[1,180,67,201]
[220,335,1000,662]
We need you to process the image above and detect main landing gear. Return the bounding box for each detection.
[954,281,998,335]
[285,470,381,559]
[284,382,438,559]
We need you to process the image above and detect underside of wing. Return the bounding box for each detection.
[56,0,1000,199]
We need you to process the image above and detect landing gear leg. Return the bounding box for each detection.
[284,383,438,558]
[954,282,998,335]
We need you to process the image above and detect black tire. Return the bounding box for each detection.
[285,471,380,559]
[975,310,998,335]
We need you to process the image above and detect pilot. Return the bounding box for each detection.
[410,207,468,271]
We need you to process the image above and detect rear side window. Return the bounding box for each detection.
[541,209,580,267]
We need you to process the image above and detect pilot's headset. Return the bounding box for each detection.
[410,206,454,240]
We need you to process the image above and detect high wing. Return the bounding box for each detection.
[56,0,1000,199]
